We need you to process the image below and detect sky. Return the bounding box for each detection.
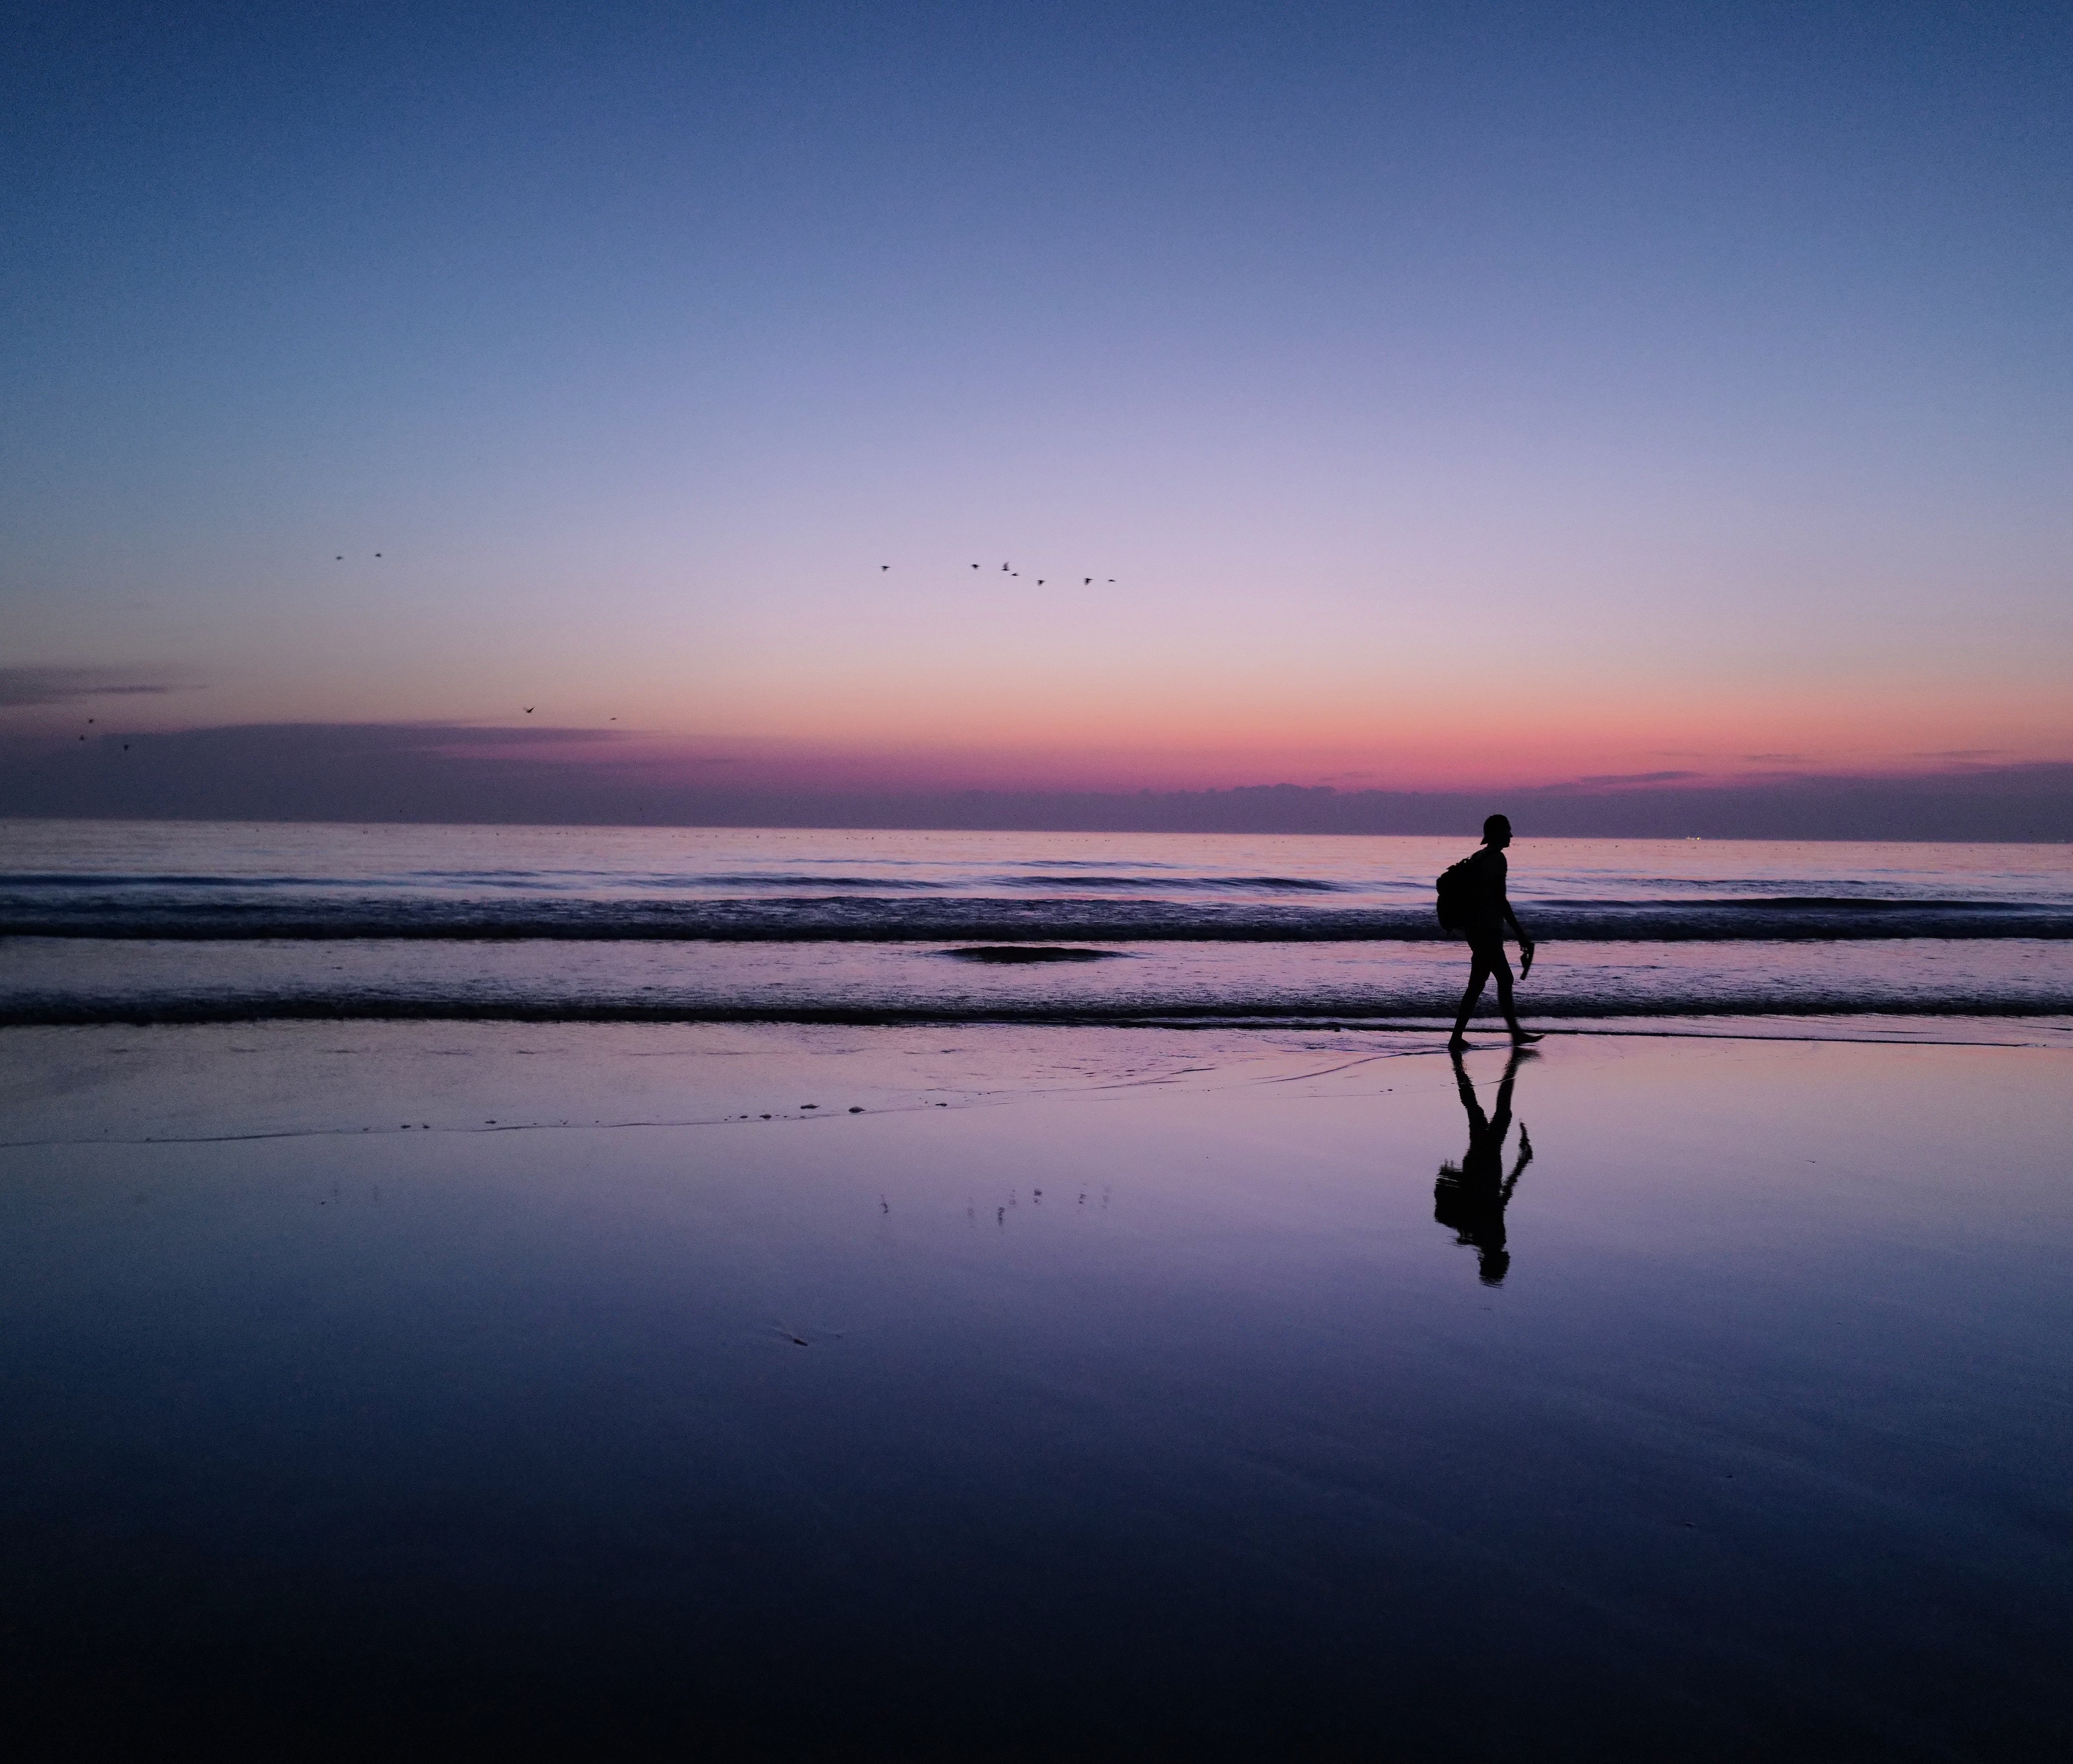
[4,1,2070,818]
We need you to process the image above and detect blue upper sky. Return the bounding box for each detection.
[4,1,2069,794]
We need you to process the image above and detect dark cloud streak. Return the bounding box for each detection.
[1574,770,1700,786]
[3,722,2071,840]
[0,668,179,708]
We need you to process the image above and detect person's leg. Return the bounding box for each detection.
[1451,944,1495,1041]
[1490,948,1542,1042]
[1491,1046,1523,1131]
[1490,949,1517,1029]
[1450,1045,1487,1126]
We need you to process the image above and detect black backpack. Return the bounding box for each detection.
[1434,852,1480,932]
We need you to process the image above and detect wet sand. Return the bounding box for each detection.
[3,1023,2069,1759]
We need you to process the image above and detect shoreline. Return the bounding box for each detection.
[14,930,2072,1028]
[7,1003,2073,1036]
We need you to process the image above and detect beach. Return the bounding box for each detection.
[14,4,2073,1753]
[5,1016,2070,1758]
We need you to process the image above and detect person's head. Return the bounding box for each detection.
[1482,813,1512,848]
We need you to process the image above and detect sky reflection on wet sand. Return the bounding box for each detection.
[3,1025,2068,1758]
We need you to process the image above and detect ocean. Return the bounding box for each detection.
[5,818,2070,1029]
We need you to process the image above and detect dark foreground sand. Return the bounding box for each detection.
[3,1022,2069,1760]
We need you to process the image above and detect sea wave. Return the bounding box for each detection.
[986,875,1347,891]
[5,895,2070,941]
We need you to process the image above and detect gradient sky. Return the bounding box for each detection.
[5,1,2070,795]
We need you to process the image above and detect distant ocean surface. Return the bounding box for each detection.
[4,820,2071,1028]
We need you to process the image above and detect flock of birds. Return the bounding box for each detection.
[329,554,1113,580]
[883,562,1122,586]
[64,551,1125,746]
[72,716,132,752]
[298,555,1122,727]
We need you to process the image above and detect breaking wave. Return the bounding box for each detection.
[7,935,2071,1027]
[5,895,2069,941]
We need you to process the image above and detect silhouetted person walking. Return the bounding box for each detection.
[1434,1044,1534,1285]
[1443,813,1539,1047]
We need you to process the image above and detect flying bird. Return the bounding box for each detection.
[1083,578,1091,585]
[523,706,535,714]
[881,564,889,570]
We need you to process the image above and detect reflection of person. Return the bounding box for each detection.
[1434,1045,1534,1285]
[1449,813,1540,1048]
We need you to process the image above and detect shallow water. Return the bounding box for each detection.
[3,1024,2069,1758]
[5,822,2072,1023]
[9,933,2073,1027]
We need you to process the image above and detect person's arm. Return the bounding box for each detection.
[1495,1105,1532,1198]
[1499,866,1533,952]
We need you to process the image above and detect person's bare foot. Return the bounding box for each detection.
[1447,1032,1470,1050]
[1509,1029,1544,1044]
